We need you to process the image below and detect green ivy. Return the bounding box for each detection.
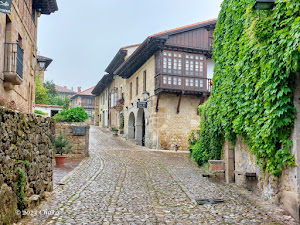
[192,0,300,177]
[17,168,26,211]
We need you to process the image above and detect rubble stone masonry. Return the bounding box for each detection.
[55,122,90,158]
[0,107,55,224]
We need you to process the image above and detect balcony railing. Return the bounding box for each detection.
[155,75,212,94]
[4,43,24,79]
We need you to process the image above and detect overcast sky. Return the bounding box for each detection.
[37,0,223,91]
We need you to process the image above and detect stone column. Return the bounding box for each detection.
[224,140,235,183]
[135,125,143,145]
[128,125,135,140]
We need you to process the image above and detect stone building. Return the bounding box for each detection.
[93,74,112,127]
[92,44,140,128]
[0,0,58,113]
[55,84,77,100]
[71,86,96,117]
[94,19,216,150]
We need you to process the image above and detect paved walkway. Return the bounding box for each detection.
[18,126,297,224]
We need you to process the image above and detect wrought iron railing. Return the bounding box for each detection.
[4,43,24,79]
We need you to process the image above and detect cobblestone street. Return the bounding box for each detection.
[18,126,297,225]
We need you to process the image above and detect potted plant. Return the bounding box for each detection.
[54,134,72,165]
[111,127,118,136]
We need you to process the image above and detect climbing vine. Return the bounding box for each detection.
[192,0,300,177]
[17,168,26,211]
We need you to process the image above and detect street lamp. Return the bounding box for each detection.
[38,61,47,70]
[253,0,276,18]
[142,91,150,101]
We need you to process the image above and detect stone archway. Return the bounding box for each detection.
[128,112,135,140]
[136,108,146,146]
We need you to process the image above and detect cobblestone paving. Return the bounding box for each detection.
[18,126,297,225]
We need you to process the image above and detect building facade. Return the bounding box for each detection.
[55,84,77,100]
[35,103,62,117]
[115,19,216,150]
[71,86,96,118]
[0,0,58,113]
[92,44,140,128]
[93,19,216,150]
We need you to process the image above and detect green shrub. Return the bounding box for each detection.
[52,114,67,122]
[34,109,46,115]
[53,107,88,122]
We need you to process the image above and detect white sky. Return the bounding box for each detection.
[37,0,223,91]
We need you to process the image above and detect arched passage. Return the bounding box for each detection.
[136,108,146,146]
[128,112,135,140]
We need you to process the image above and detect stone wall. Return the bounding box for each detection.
[0,107,55,224]
[223,137,299,221]
[222,75,300,221]
[55,122,90,158]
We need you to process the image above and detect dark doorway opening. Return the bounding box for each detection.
[51,110,59,117]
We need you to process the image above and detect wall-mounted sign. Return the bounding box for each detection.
[73,126,86,136]
[137,102,147,108]
[0,0,12,14]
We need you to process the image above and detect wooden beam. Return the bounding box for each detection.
[156,93,160,112]
[177,93,182,114]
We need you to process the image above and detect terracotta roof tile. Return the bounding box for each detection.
[35,104,63,108]
[55,85,77,94]
[150,18,218,37]
[77,86,95,96]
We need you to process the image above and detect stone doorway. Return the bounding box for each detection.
[128,112,135,140]
[136,109,146,146]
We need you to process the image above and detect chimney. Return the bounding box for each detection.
[78,87,81,93]
[64,86,67,89]
[71,87,74,91]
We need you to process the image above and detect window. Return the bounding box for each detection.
[87,99,92,105]
[168,58,172,73]
[178,78,182,86]
[143,70,146,91]
[136,77,139,96]
[162,51,182,74]
[163,57,167,73]
[130,82,132,100]
[195,79,199,87]
[111,93,114,107]
[190,79,194,87]
[186,78,189,87]
[200,80,203,88]
[161,51,205,80]
[163,76,167,84]
[185,60,189,76]
[173,77,177,86]
[168,77,172,85]
[86,110,92,117]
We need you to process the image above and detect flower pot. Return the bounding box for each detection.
[55,155,67,165]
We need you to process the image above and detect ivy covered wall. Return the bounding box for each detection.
[192,0,300,177]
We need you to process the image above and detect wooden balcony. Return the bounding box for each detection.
[155,74,211,96]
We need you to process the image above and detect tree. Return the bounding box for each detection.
[44,80,57,105]
[35,76,49,104]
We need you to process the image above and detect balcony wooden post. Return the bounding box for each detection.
[177,92,182,114]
